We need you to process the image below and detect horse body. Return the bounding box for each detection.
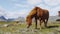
[37,9,49,29]
[26,7,49,29]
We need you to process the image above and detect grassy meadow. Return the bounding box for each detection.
[0,21,60,34]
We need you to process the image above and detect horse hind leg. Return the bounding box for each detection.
[44,19,48,28]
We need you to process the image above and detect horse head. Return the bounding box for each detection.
[26,15,32,28]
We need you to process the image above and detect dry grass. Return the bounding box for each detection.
[0,21,60,34]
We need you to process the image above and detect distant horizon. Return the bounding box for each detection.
[0,15,60,19]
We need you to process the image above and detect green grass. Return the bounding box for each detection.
[0,21,60,34]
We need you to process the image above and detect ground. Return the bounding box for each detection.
[0,21,60,34]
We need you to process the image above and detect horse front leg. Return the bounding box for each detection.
[39,19,43,30]
[43,19,48,28]
[35,18,37,29]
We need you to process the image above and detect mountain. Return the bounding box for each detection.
[15,17,25,22]
[7,16,60,22]
[0,16,59,22]
[7,17,25,22]
[49,16,60,21]
[7,18,15,22]
[0,16,7,21]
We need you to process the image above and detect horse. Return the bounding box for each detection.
[26,7,49,29]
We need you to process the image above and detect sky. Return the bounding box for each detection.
[0,0,60,19]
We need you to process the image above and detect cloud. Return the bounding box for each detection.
[6,0,19,2]
[37,4,50,10]
[50,6,60,16]
[4,11,19,19]
[0,5,29,18]
[43,0,60,7]
[11,0,19,1]
[0,6,7,16]
[0,6,17,19]
[5,9,29,18]
[0,6,6,11]
[27,0,42,5]
[15,4,29,8]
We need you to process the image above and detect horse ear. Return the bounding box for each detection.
[35,6,38,8]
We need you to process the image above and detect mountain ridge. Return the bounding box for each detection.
[0,16,60,21]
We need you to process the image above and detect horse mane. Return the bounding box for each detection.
[28,7,42,16]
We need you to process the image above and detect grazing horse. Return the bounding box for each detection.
[26,7,49,29]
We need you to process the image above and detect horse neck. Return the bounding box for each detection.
[29,15,35,19]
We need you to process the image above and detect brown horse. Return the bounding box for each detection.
[26,7,49,29]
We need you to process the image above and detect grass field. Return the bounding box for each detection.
[0,21,60,34]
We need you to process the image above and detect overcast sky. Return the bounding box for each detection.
[0,0,60,19]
